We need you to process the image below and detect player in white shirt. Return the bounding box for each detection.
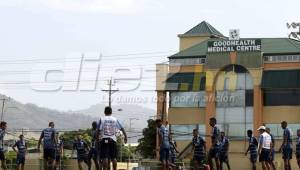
[257,126,272,170]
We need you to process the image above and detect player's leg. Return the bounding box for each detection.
[77,160,83,170]
[208,148,214,170]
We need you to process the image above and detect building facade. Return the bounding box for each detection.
[156,21,300,153]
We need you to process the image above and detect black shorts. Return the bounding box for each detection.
[44,148,56,160]
[259,148,270,162]
[88,148,98,160]
[219,153,228,162]
[282,146,293,160]
[250,154,258,162]
[208,146,220,159]
[77,154,89,163]
[55,155,61,162]
[193,155,205,162]
[100,138,117,160]
[16,155,25,165]
[0,150,5,161]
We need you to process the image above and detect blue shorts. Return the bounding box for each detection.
[259,148,270,162]
[159,148,170,162]
[209,146,220,159]
[269,149,275,161]
[88,148,98,160]
[44,148,56,160]
[282,147,293,160]
[16,155,25,165]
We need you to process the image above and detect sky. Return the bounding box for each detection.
[0,0,299,111]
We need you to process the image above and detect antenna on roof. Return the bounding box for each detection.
[287,22,300,40]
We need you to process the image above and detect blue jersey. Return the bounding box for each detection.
[73,140,88,157]
[159,125,170,149]
[248,136,258,157]
[14,140,26,156]
[220,137,229,156]
[41,128,56,149]
[211,125,220,146]
[192,136,205,159]
[283,128,292,148]
[0,129,5,150]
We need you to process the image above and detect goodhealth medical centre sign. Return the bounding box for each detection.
[207,39,261,53]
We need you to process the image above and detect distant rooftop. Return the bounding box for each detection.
[179,21,224,37]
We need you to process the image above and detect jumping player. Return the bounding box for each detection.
[97,106,127,170]
[192,129,206,170]
[89,121,100,170]
[38,122,57,170]
[72,134,91,170]
[220,132,230,170]
[245,130,258,170]
[208,117,220,170]
[0,122,7,170]
[296,129,300,168]
[279,121,293,170]
[12,134,27,170]
[156,119,170,170]
[54,132,64,170]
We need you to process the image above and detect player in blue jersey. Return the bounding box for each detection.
[97,106,127,170]
[89,121,100,170]
[0,122,7,170]
[192,129,206,170]
[38,122,57,170]
[156,119,170,170]
[73,134,91,170]
[279,121,293,170]
[219,132,230,170]
[208,117,221,170]
[266,127,276,170]
[12,134,27,170]
[245,130,258,170]
[54,132,64,170]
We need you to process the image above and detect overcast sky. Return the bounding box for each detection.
[0,0,299,111]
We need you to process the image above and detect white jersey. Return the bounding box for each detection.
[259,132,272,149]
[97,115,123,142]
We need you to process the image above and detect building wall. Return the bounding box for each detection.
[168,108,205,124]
[263,106,300,123]
[179,36,210,51]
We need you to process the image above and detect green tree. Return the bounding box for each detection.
[136,119,156,158]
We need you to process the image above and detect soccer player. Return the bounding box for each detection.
[156,119,170,170]
[72,134,91,170]
[54,132,64,170]
[279,121,293,170]
[0,122,7,170]
[296,129,300,168]
[38,122,57,170]
[88,121,100,170]
[220,131,230,170]
[12,134,27,170]
[192,129,206,170]
[257,126,272,170]
[245,130,258,170]
[266,127,276,170]
[97,106,127,170]
[208,117,221,170]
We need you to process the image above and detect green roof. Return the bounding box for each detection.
[180,21,224,37]
[170,38,300,58]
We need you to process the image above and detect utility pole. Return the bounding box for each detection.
[0,97,10,121]
[102,77,118,107]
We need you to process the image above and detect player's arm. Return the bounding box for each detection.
[279,131,287,152]
[117,120,127,144]
[258,136,263,154]
[12,142,17,153]
[203,140,207,154]
[72,142,75,156]
[245,144,250,155]
[37,131,44,150]
[60,143,64,157]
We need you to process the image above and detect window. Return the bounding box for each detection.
[171,124,205,141]
[264,55,300,63]
[170,91,206,107]
[264,89,300,106]
[169,57,207,65]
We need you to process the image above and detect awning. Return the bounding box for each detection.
[261,69,300,89]
[165,72,206,91]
